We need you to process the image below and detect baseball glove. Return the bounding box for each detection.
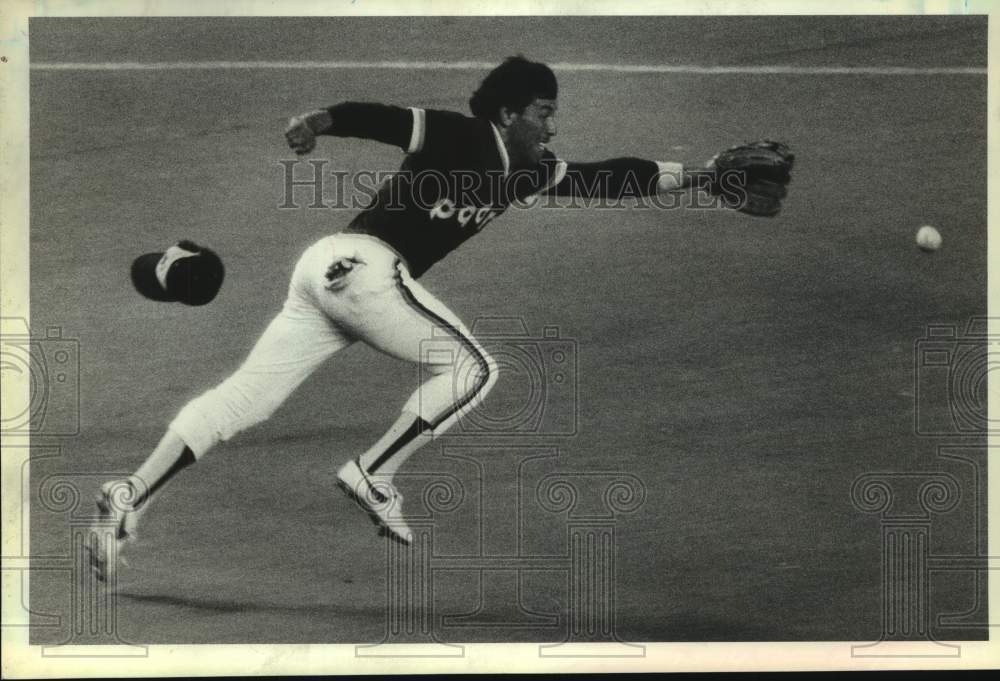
[710,140,795,217]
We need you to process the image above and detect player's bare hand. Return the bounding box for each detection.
[284,110,332,155]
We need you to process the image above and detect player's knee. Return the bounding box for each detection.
[478,352,499,397]
[457,347,497,403]
[168,377,283,458]
[170,392,223,458]
[219,378,285,433]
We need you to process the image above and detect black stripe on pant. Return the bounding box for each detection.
[365,264,492,475]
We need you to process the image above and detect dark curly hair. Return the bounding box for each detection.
[469,56,558,123]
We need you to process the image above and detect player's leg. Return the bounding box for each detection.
[167,307,351,462]
[355,267,497,479]
[89,238,353,579]
[326,249,497,543]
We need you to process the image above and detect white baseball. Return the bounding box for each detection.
[916,225,942,252]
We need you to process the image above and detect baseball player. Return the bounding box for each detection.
[88,56,793,581]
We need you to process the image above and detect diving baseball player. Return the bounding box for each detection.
[89,56,793,580]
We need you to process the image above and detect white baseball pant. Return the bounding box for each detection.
[169,233,497,458]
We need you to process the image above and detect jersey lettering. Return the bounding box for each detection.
[429,199,499,231]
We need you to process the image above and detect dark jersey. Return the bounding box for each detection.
[325,103,662,278]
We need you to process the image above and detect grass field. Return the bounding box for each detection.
[26,16,988,644]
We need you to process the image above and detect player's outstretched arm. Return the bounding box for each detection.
[547,141,794,217]
[545,157,699,198]
[284,102,417,155]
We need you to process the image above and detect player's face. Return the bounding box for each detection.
[504,98,558,167]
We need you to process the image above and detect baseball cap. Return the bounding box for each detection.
[130,240,225,306]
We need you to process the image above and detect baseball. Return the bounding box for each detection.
[916,225,942,252]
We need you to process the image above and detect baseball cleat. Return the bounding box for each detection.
[85,480,140,583]
[336,459,413,545]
